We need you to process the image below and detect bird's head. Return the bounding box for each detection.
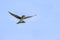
[22,15,25,17]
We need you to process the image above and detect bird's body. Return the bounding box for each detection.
[8,11,36,24]
[17,18,24,24]
[20,18,24,22]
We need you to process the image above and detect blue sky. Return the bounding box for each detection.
[0,0,60,40]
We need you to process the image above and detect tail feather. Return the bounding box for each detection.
[17,21,25,24]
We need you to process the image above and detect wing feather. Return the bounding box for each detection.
[8,11,21,19]
[24,15,36,19]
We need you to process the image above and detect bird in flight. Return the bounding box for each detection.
[8,11,36,24]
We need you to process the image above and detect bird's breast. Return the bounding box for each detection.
[20,18,24,22]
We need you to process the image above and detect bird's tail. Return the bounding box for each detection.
[17,21,25,24]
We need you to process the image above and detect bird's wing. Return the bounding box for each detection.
[24,15,36,19]
[8,11,21,19]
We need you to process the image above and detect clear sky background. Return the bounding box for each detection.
[0,0,60,40]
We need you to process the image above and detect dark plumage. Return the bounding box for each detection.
[8,11,36,24]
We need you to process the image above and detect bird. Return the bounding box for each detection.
[8,11,36,24]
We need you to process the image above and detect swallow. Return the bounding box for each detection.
[8,11,36,24]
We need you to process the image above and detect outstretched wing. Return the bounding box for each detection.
[8,11,21,19]
[24,15,36,19]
